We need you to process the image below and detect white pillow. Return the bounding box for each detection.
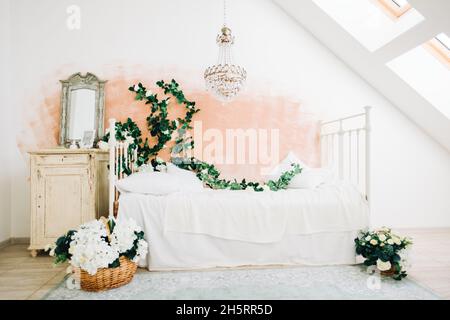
[288,168,327,189]
[115,172,181,195]
[267,151,309,181]
[166,162,204,191]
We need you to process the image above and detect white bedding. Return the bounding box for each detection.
[118,182,369,270]
[164,183,368,243]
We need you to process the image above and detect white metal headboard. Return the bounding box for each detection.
[108,118,138,218]
[107,107,371,216]
[320,106,371,203]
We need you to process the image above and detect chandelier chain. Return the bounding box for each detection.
[223,0,227,27]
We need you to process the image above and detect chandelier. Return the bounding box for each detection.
[204,0,247,102]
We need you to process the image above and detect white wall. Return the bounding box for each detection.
[0,0,12,242]
[6,0,450,237]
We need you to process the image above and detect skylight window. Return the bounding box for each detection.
[424,33,450,66]
[312,0,424,52]
[392,0,409,8]
[387,38,450,119]
[435,33,450,51]
[376,0,412,18]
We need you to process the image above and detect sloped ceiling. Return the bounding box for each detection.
[273,0,450,151]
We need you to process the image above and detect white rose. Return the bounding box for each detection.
[138,164,154,173]
[365,236,371,241]
[376,259,392,272]
[155,164,166,172]
[145,90,153,97]
[125,135,134,144]
[134,84,140,91]
[379,234,387,242]
[380,243,385,247]
[98,141,109,150]
[387,239,394,245]
[370,239,378,246]
[392,237,401,245]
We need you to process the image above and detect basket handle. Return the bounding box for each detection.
[99,216,112,241]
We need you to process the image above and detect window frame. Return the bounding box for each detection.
[424,33,450,68]
[375,0,412,19]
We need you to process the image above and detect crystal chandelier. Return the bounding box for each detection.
[204,0,247,102]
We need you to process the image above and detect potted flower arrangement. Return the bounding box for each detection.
[355,227,412,280]
[47,217,148,291]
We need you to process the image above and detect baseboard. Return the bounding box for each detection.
[0,238,11,250]
[0,237,30,249]
[11,237,30,245]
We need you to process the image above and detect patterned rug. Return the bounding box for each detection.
[44,265,439,300]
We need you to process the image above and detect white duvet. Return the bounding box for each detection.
[120,182,369,244]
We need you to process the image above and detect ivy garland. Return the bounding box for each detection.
[131,80,200,159]
[102,79,302,191]
[175,157,301,192]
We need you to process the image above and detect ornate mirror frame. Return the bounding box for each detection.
[59,72,107,146]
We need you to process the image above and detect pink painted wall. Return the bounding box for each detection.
[18,68,320,181]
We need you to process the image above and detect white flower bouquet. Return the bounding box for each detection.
[47,217,148,291]
[355,227,412,280]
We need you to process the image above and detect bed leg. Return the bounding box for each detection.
[114,200,119,218]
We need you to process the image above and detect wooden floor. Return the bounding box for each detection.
[0,228,449,300]
[401,228,450,299]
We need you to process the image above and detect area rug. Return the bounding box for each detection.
[44,265,439,300]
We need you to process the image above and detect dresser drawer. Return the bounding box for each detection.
[35,154,90,166]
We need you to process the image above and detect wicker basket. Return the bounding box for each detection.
[78,217,137,292]
[79,256,137,292]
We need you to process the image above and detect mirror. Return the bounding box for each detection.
[68,89,96,140]
[60,73,107,146]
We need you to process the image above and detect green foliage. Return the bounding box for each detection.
[266,164,302,191]
[102,118,144,175]
[121,231,145,262]
[174,157,301,191]
[52,230,76,264]
[128,79,200,159]
[103,118,143,146]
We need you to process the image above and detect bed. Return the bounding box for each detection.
[107,107,372,270]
